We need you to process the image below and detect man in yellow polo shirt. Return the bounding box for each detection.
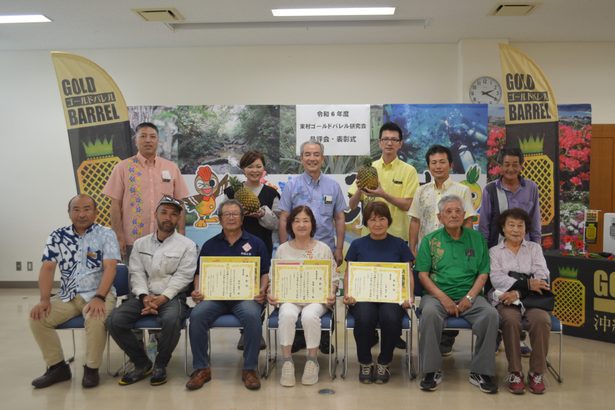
[348,122,418,242]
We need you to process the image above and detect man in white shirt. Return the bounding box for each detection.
[107,196,197,386]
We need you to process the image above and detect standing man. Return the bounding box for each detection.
[348,122,419,242]
[416,195,498,394]
[408,145,475,356]
[103,122,190,261]
[278,141,346,353]
[186,200,270,391]
[29,194,119,389]
[479,147,541,249]
[279,141,346,266]
[107,196,197,386]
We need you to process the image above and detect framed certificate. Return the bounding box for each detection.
[347,262,411,303]
[199,256,260,300]
[271,259,331,304]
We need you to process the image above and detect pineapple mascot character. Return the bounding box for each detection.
[184,165,228,228]
[553,266,586,327]
[460,164,482,211]
[77,138,120,226]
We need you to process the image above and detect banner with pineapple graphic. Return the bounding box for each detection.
[546,254,615,343]
[51,52,134,226]
[499,44,560,250]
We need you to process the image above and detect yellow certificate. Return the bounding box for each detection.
[199,256,260,300]
[272,259,331,304]
[347,262,410,303]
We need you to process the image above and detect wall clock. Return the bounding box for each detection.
[469,76,502,104]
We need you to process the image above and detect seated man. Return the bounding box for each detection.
[416,195,498,394]
[107,196,196,386]
[29,194,119,389]
[186,199,270,391]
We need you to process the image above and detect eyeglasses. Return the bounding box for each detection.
[221,212,241,218]
[380,138,401,143]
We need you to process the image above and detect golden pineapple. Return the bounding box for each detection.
[356,156,379,190]
[77,138,120,226]
[229,175,261,214]
[552,266,585,327]
[519,136,554,226]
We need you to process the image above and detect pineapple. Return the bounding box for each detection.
[356,156,379,190]
[460,164,482,211]
[229,175,261,214]
[519,136,554,226]
[552,266,585,327]
[77,138,120,227]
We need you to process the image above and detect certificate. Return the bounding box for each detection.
[347,262,410,303]
[199,256,260,300]
[272,259,331,304]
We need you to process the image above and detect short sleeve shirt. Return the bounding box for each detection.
[279,172,346,251]
[42,224,120,302]
[345,234,414,264]
[415,227,489,301]
[197,230,271,277]
[103,153,189,245]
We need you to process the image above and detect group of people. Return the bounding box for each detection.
[29,121,553,396]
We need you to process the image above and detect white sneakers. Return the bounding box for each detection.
[301,360,319,385]
[279,359,320,387]
[280,360,295,387]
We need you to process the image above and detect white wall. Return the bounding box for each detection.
[0,41,613,282]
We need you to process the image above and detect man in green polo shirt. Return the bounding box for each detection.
[415,195,498,394]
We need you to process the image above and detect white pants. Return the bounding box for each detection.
[278,303,328,349]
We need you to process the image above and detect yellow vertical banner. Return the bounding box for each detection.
[498,44,560,249]
[51,52,134,226]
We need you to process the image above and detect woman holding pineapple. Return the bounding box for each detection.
[225,151,280,256]
[488,208,551,395]
[267,205,337,387]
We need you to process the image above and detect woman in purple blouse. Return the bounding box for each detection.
[488,208,551,395]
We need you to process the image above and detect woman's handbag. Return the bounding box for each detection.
[507,271,555,311]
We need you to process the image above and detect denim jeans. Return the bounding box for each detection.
[189,300,264,370]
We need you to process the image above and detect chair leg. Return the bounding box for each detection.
[66,329,76,364]
[546,331,563,383]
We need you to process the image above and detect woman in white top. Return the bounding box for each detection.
[268,205,337,387]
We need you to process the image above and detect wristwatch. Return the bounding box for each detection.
[465,294,474,304]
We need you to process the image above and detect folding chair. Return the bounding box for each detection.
[56,264,129,365]
[341,306,414,379]
[264,306,337,379]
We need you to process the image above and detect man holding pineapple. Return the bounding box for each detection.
[103,122,190,262]
[348,122,419,242]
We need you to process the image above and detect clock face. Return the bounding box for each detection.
[469,76,502,104]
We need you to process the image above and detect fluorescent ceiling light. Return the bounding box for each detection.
[272,7,395,17]
[0,14,51,24]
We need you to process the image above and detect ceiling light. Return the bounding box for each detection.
[272,7,396,17]
[0,14,51,24]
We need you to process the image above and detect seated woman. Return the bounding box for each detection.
[488,208,551,395]
[268,205,337,387]
[343,201,413,384]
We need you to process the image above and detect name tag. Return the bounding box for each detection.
[323,195,333,204]
[162,170,172,182]
[392,179,403,185]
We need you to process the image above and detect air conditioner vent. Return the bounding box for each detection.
[491,4,536,16]
[133,8,184,22]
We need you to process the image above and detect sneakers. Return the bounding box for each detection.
[359,363,374,384]
[528,372,546,394]
[31,361,72,388]
[280,360,295,387]
[118,362,153,385]
[420,371,442,391]
[469,372,498,394]
[319,332,334,354]
[440,344,453,357]
[506,371,525,394]
[150,367,167,386]
[81,365,99,388]
[395,337,407,350]
[374,363,391,384]
[301,359,319,385]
